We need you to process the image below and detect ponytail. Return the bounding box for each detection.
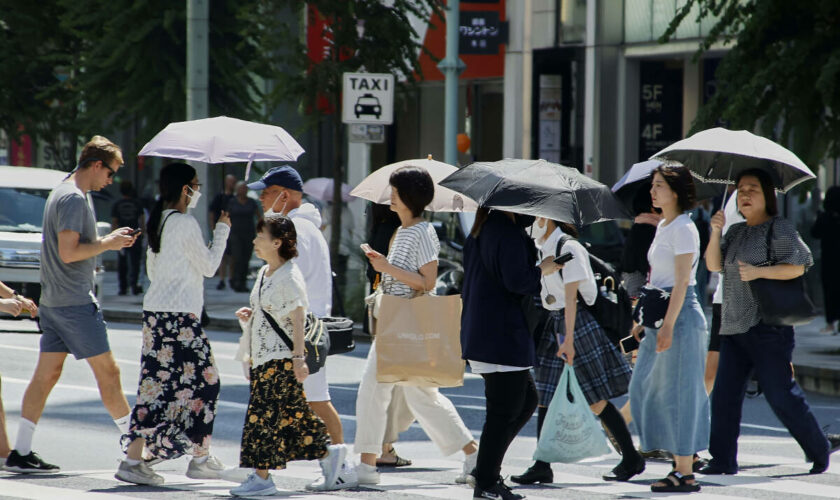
[147,199,165,253]
[148,162,197,253]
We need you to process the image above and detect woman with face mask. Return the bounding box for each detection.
[116,163,231,486]
[512,218,642,486]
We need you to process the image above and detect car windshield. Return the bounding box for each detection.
[0,187,51,233]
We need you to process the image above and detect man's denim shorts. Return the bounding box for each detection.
[39,303,110,359]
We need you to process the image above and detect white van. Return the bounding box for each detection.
[0,166,105,313]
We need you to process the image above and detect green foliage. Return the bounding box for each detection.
[662,0,840,167]
[245,0,442,121]
[0,0,281,163]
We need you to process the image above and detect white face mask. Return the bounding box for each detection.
[186,186,201,210]
[529,218,547,242]
[263,192,287,218]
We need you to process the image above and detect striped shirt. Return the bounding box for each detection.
[380,222,440,298]
[719,216,813,335]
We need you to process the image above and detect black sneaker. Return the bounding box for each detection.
[216,280,225,290]
[473,477,524,500]
[4,450,60,473]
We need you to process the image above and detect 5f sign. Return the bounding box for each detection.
[342,73,395,125]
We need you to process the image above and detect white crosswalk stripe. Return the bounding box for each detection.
[1,447,837,500]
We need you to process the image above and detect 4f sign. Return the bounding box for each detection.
[342,73,394,125]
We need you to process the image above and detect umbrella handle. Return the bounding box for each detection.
[719,161,734,211]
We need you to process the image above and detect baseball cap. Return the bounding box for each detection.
[247,165,304,191]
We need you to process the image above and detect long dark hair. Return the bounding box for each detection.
[469,207,491,238]
[653,165,697,212]
[148,162,196,253]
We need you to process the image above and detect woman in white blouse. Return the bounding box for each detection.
[231,216,349,496]
[117,163,230,486]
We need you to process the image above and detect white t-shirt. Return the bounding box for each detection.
[712,191,745,304]
[647,213,700,288]
[538,228,597,310]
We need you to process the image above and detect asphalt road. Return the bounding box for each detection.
[0,318,838,499]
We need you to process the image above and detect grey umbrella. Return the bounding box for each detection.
[651,127,816,193]
[612,159,724,213]
[439,159,631,226]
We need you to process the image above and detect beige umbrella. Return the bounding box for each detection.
[350,155,478,212]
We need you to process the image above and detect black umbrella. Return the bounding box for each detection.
[439,159,631,226]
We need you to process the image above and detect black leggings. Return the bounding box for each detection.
[474,370,538,489]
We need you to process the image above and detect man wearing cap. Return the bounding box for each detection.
[247,166,356,489]
[5,136,139,474]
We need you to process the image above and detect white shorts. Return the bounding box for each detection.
[303,363,331,402]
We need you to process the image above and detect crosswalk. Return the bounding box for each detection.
[1,445,837,500]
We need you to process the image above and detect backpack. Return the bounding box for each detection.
[556,235,633,347]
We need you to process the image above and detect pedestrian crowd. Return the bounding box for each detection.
[0,135,838,500]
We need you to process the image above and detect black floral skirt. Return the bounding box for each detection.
[122,311,220,460]
[240,358,330,469]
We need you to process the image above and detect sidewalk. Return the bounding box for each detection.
[99,270,840,396]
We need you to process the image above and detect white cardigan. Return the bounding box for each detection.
[143,210,230,318]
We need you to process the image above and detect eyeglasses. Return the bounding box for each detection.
[103,164,117,178]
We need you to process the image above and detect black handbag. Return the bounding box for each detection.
[748,219,817,326]
[322,316,356,354]
[258,273,329,374]
[632,284,671,329]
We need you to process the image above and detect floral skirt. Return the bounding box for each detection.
[240,358,330,470]
[121,311,220,460]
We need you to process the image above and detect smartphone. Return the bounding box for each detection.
[553,252,574,265]
[127,228,142,237]
[620,331,645,354]
[360,243,375,255]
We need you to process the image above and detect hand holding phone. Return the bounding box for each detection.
[127,228,142,237]
[553,252,574,265]
[620,330,645,354]
[360,243,375,255]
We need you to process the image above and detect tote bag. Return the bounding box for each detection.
[375,293,465,388]
[534,364,611,463]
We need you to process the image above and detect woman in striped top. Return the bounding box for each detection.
[354,166,477,485]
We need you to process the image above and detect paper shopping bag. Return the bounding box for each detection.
[534,364,611,463]
[375,293,465,388]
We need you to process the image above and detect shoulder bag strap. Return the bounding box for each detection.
[257,271,295,351]
[764,217,775,264]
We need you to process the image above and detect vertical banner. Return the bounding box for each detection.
[538,74,562,163]
[638,61,683,161]
[10,129,33,166]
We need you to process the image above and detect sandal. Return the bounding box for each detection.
[670,454,708,473]
[651,471,701,493]
[376,446,412,467]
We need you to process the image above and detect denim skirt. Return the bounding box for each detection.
[629,288,710,456]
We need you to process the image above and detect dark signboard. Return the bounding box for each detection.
[459,11,504,55]
[638,61,683,161]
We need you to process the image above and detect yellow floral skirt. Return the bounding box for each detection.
[239,358,329,469]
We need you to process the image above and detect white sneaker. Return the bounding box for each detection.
[115,460,165,486]
[315,444,347,489]
[356,462,381,485]
[455,451,477,485]
[230,472,277,497]
[307,459,359,491]
[186,455,226,479]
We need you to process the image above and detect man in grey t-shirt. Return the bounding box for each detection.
[4,136,139,475]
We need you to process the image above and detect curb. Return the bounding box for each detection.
[102,309,373,344]
[792,364,840,397]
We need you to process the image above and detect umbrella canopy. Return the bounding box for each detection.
[138,116,305,180]
[350,155,478,212]
[440,159,631,226]
[651,127,815,193]
[303,177,352,203]
[612,159,724,213]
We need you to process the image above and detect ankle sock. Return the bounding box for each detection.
[598,402,641,463]
[125,458,141,466]
[14,418,36,455]
[113,414,131,435]
[193,455,209,464]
